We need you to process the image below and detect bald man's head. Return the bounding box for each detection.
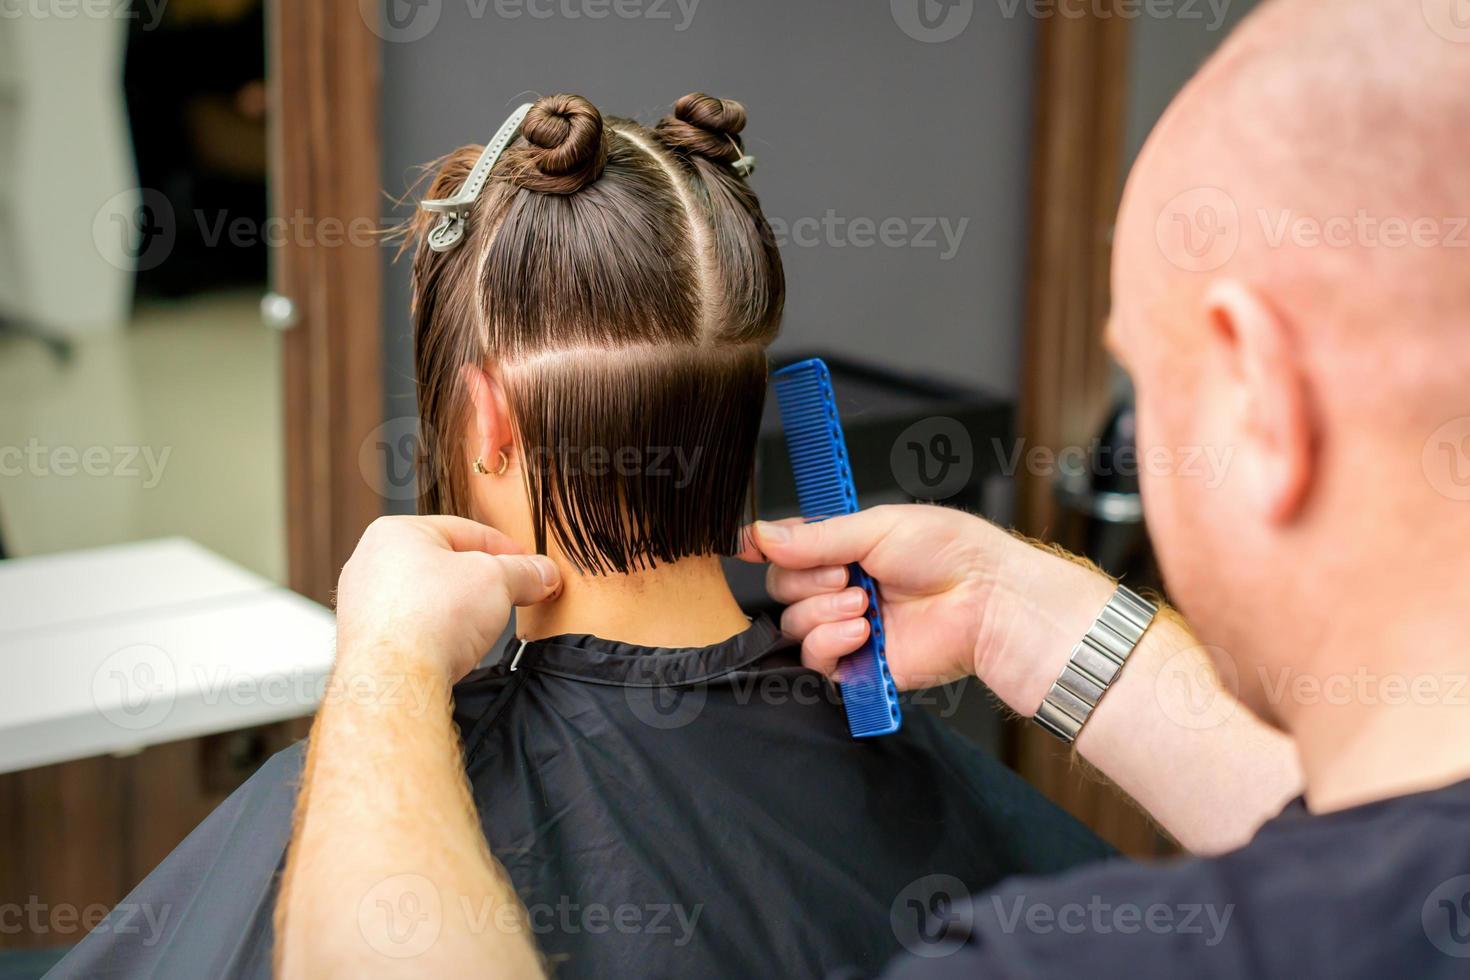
[1109,0,1470,724]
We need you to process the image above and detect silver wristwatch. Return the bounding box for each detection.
[1034,584,1157,743]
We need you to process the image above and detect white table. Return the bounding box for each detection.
[0,538,336,775]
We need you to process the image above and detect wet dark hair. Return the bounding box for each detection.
[405,92,784,574]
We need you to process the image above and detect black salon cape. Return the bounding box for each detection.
[49,616,1114,979]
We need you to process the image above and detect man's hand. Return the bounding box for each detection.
[335,515,561,683]
[278,516,558,979]
[744,504,1302,853]
[742,505,1111,715]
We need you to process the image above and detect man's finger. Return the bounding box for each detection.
[779,589,868,639]
[483,553,562,605]
[766,564,849,604]
[414,515,527,556]
[798,618,870,678]
[744,508,903,571]
[734,517,807,563]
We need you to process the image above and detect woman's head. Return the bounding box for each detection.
[407,92,784,574]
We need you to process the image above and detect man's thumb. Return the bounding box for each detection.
[493,554,563,605]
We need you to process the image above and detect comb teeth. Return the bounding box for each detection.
[772,359,902,738]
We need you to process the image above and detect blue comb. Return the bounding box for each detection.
[771,358,902,738]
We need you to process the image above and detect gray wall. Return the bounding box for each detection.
[1122,0,1260,166]
[379,0,1039,469]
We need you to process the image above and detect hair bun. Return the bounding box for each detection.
[656,92,747,166]
[506,93,607,194]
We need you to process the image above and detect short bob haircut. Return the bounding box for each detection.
[404,92,785,574]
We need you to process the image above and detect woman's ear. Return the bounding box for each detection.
[459,363,515,471]
[1201,280,1315,524]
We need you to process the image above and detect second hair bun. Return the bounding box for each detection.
[656,92,747,166]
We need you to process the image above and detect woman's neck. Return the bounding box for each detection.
[513,553,751,648]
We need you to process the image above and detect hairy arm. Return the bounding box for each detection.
[275,516,557,979]
[276,649,543,979]
[749,506,1302,855]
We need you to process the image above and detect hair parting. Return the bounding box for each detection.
[405,92,784,575]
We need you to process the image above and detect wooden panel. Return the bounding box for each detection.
[0,0,379,949]
[1011,0,1175,859]
[1016,0,1130,536]
[270,0,385,604]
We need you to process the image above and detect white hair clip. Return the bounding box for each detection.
[732,154,756,178]
[420,103,533,253]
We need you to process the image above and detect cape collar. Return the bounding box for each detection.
[490,614,789,688]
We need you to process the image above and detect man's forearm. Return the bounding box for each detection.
[995,544,1302,854]
[1075,607,1302,853]
[275,646,544,978]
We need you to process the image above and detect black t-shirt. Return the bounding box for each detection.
[49,616,1114,979]
[876,775,1470,978]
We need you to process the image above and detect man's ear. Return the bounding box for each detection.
[459,363,514,469]
[1202,280,1314,524]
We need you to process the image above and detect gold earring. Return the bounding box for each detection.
[474,451,509,476]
